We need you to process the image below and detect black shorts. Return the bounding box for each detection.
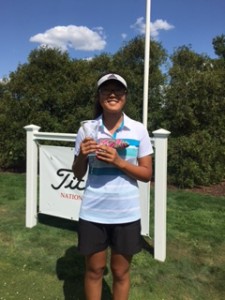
[78,218,142,256]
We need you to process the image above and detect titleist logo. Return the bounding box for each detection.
[51,168,85,191]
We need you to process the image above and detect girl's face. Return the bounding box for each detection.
[98,81,127,114]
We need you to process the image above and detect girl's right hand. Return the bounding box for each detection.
[80,138,98,157]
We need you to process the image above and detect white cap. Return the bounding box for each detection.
[97,73,127,88]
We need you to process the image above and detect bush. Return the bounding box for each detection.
[168,130,225,188]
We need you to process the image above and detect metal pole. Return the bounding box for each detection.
[143,0,151,128]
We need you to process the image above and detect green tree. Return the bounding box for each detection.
[162,46,225,187]
[0,47,88,170]
[112,36,167,131]
[0,86,26,170]
[212,34,225,59]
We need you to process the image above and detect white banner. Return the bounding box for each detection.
[39,145,150,236]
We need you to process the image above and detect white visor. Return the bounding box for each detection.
[97,73,127,88]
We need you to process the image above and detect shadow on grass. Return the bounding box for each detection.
[142,237,154,256]
[38,214,112,299]
[56,246,112,300]
[38,213,79,232]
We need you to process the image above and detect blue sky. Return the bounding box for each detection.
[1,0,224,79]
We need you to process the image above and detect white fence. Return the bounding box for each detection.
[24,124,170,262]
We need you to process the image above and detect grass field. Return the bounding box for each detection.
[0,172,225,299]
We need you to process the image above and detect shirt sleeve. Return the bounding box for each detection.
[74,127,85,156]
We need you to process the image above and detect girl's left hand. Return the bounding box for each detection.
[96,145,121,165]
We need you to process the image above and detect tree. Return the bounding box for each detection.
[212,34,225,59]
[162,45,225,187]
[0,47,89,170]
[112,36,167,131]
[0,86,27,170]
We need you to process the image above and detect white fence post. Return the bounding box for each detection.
[24,124,41,228]
[153,128,171,261]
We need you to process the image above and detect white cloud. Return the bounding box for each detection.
[0,77,9,83]
[121,33,128,40]
[83,56,94,61]
[131,17,146,34]
[151,19,174,38]
[131,17,174,38]
[30,25,106,51]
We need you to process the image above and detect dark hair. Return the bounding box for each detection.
[93,92,103,119]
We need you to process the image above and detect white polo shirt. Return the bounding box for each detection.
[74,113,153,224]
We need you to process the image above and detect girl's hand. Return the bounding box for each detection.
[95,144,153,182]
[96,144,122,165]
[80,138,98,157]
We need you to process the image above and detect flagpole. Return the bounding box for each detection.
[143,0,151,128]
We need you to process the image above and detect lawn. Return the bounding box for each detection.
[0,173,224,299]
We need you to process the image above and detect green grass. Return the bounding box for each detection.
[0,173,225,299]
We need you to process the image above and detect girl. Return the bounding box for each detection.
[72,73,153,300]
